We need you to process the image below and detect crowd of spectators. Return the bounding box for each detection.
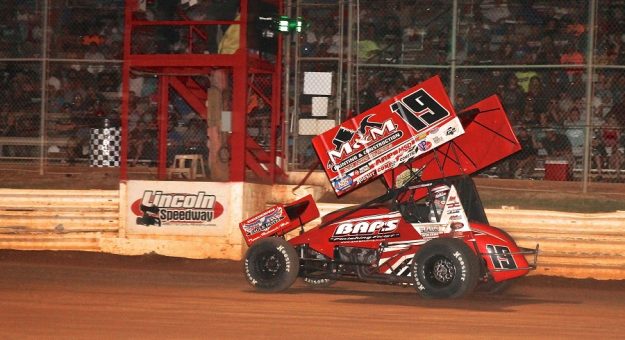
[310,0,625,178]
[0,0,229,164]
[1,0,624,178]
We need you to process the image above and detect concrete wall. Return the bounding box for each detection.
[2,186,625,279]
[0,183,274,261]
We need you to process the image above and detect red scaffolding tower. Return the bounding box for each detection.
[121,0,285,182]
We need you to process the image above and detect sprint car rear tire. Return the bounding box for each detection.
[244,237,300,292]
[412,238,480,299]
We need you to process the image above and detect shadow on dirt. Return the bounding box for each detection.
[284,280,581,312]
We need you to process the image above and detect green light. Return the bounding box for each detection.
[275,16,307,34]
[278,16,290,32]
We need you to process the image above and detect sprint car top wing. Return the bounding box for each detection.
[312,76,465,196]
[383,94,521,189]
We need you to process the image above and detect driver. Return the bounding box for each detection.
[428,184,450,222]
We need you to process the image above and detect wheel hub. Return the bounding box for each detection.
[431,257,456,284]
[264,255,279,271]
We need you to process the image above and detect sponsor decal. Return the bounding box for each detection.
[450,222,464,230]
[417,140,432,152]
[448,214,462,221]
[486,244,518,269]
[429,127,439,135]
[327,115,399,171]
[390,88,450,132]
[446,126,457,136]
[333,175,353,191]
[330,219,400,242]
[241,207,286,236]
[433,136,443,144]
[415,131,428,141]
[418,226,442,238]
[131,190,224,226]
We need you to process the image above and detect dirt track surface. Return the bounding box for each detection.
[1,250,624,339]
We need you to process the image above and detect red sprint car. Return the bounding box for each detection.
[239,76,538,298]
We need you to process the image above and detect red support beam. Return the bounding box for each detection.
[120,0,134,180]
[157,76,170,180]
[230,0,249,182]
[169,77,208,119]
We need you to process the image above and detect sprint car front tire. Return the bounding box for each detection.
[412,238,480,299]
[244,237,300,292]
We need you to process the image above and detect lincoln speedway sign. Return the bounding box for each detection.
[312,76,464,195]
[126,180,229,236]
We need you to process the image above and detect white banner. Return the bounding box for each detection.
[126,180,231,236]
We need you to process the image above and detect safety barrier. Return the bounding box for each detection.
[486,209,625,280]
[315,203,625,280]
[0,189,119,251]
[1,188,624,280]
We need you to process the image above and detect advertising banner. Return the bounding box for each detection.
[312,76,464,196]
[126,180,230,236]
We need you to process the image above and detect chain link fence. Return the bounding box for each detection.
[290,0,625,187]
[1,0,624,188]
[1,1,123,172]
[1,1,238,183]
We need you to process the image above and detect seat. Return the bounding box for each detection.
[167,154,206,180]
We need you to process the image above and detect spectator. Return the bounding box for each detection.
[218,12,240,54]
[540,128,575,177]
[590,133,607,179]
[183,118,209,162]
[501,74,525,113]
[519,102,537,127]
[357,24,380,62]
[248,98,270,145]
[356,74,379,113]
[526,76,548,114]
[560,42,584,79]
[84,44,105,75]
[567,73,586,100]
[541,71,566,103]
[47,80,66,113]
[317,25,340,57]
[563,107,585,127]
[535,36,561,64]
[558,91,575,116]
[601,115,624,173]
[1,113,20,157]
[511,126,538,179]
[494,42,515,64]
[129,121,156,166]
[480,0,511,24]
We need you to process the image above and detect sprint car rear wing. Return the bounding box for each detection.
[312,76,464,196]
[384,95,521,190]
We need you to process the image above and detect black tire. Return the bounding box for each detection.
[412,238,480,299]
[244,237,300,292]
[303,277,337,288]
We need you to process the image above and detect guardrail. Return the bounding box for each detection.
[315,203,625,280]
[1,188,624,280]
[486,209,625,280]
[0,189,119,251]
